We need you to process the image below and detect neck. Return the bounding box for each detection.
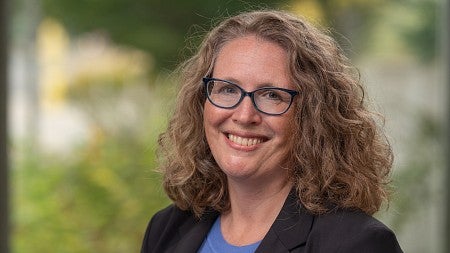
[220,177,292,246]
[228,178,292,213]
[226,166,292,213]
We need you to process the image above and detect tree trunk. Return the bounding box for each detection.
[0,0,10,251]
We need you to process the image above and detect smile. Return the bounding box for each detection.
[227,134,263,146]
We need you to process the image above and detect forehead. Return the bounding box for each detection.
[213,35,292,88]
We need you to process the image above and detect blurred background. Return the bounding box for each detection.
[1,0,448,252]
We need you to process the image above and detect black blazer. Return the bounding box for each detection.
[141,191,403,253]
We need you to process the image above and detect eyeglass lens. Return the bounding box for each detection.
[206,79,295,115]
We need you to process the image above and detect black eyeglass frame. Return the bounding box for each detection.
[202,77,299,116]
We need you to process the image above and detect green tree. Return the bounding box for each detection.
[42,0,289,70]
[14,79,174,252]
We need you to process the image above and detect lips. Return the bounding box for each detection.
[227,133,264,146]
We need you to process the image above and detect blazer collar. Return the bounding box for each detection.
[256,189,314,252]
[172,189,313,253]
[172,208,219,253]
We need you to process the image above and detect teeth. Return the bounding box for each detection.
[228,134,262,146]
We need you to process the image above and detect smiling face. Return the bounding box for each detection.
[203,35,296,185]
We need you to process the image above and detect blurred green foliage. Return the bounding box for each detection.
[41,0,290,69]
[388,111,444,231]
[396,0,437,62]
[14,144,166,252]
[37,0,438,72]
[13,79,174,252]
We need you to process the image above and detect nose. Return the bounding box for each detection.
[231,96,262,125]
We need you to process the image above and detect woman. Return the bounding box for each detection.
[141,10,403,253]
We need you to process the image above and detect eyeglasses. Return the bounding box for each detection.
[203,77,298,116]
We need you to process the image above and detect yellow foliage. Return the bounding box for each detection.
[37,18,70,109]
[36,17,154,109]
[70,38,152,88]
[291,0,384,20]
[291,0,324,23]
[333,0,383,9]
[37,18,69,61]
[90,166,124,194]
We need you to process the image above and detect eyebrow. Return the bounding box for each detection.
[214,77,281,89]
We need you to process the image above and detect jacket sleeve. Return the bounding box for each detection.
[140,205,180,253]
[308,210,403,253]
[140,210,161,253]
[336,222,403,253]
[140,217,152,253]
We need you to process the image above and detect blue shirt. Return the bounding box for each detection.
[198,217,261,253]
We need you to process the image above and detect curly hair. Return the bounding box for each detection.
[157,10,393,217]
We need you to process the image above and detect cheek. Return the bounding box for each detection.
[203,102,223,138]
[272,114,297,148]
[274,114,294,135]
[203,102,230,127]
[203,102,215,128]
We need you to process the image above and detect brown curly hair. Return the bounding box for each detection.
[157,10,393,217]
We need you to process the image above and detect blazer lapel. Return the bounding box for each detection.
[172,209,219,253]
[255,190,314,253]
[169,191,313,253]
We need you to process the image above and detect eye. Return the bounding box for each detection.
[257,89,292,106]
[261,90,283,101]
[213,82,240,95]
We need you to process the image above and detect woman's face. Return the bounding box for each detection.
[203,35,296,184]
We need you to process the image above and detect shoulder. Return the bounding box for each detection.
[141,205,219,253]
[308,209,403,253]
[147,204,194,231]
[141,204,195,252]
